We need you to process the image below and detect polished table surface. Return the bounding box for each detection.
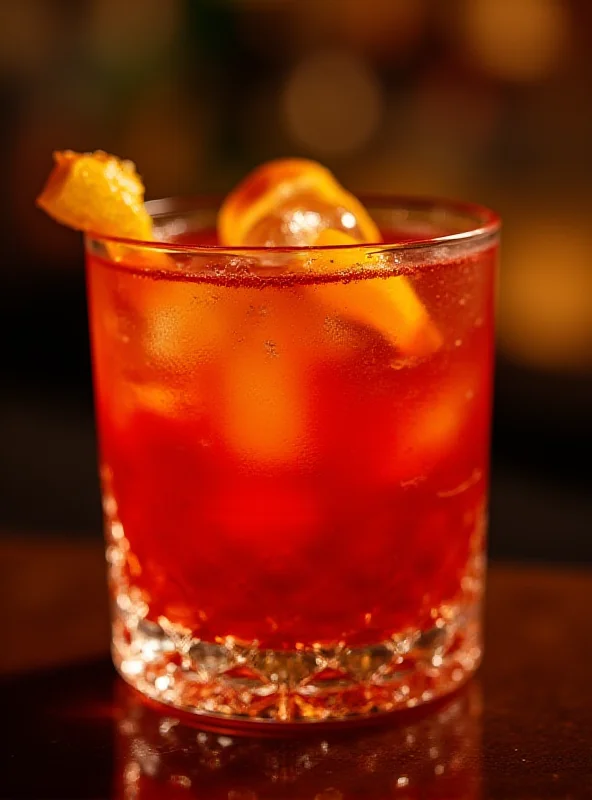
[2,537,592,799]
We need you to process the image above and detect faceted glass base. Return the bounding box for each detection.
[112,593,481,726]
[106,490,484,726]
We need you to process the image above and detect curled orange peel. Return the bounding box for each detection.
[218,158,381,246]
[219,160,442,357]
[313,229,442,357]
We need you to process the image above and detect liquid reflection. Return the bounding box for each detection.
[114,680,482,799]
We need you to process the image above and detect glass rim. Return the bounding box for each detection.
[86,193,501,254]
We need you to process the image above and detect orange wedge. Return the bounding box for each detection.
[37,150,153,242]
[218,159,441,357]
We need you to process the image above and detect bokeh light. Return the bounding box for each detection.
[282,50,383,157]
[458,0,571,82]
[499,216,592,372]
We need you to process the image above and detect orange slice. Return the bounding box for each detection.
[313,230,442,357]
[37,150,153,242]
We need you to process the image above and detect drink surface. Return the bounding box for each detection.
[88,228,495,651]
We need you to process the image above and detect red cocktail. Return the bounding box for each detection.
[86,196,498,724]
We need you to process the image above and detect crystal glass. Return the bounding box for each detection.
[86,196,499,726]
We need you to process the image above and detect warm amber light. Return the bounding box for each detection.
[499,222,591,372]
[459,0,571,82]
[282,50,383,156]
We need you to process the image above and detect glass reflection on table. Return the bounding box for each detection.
[114,680,482,799]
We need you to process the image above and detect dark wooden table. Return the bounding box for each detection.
[2,537,592,799]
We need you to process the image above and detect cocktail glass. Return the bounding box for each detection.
[86,195,499,726]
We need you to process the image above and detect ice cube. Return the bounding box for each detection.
[220,308,312,467]
[380,374,478,483]
[243,193,376,247]
[218,158,381,247]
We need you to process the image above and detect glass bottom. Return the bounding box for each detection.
[111,570,482,726]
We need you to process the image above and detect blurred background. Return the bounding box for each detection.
[1,0,590,562]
